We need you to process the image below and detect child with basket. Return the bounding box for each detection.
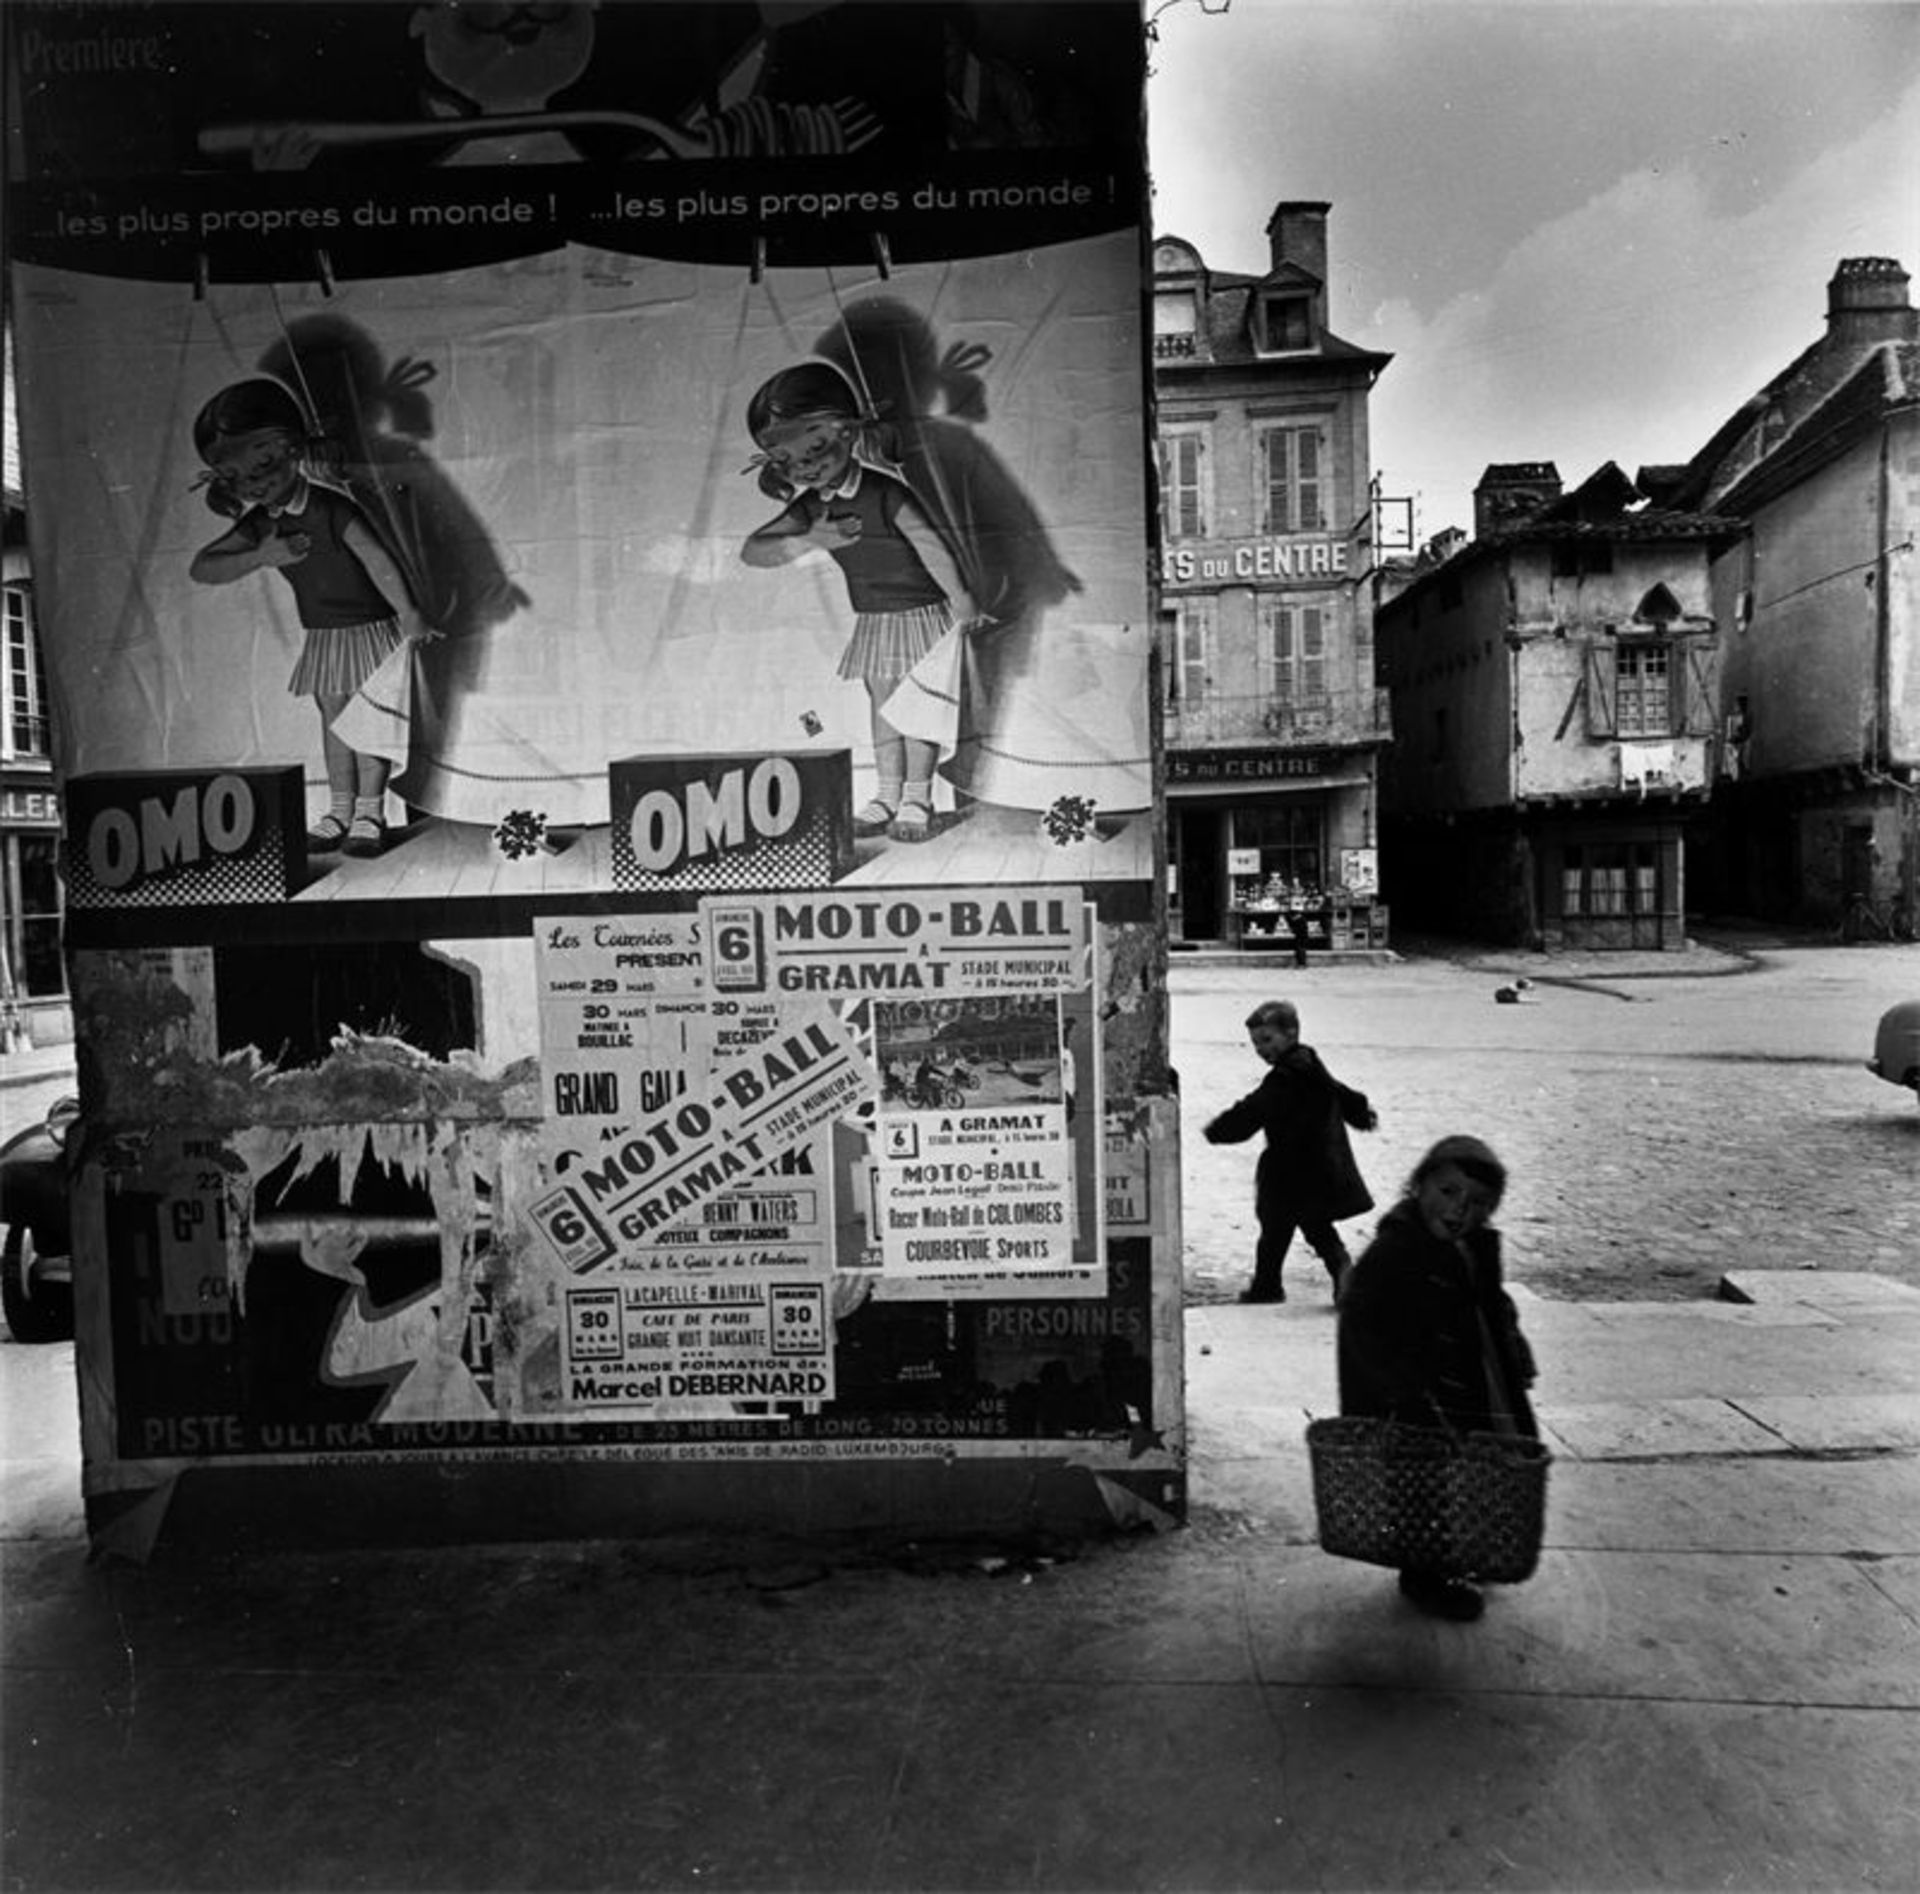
[1334,1135,1543,1622]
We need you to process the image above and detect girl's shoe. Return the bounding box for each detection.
[889,801,933,842]
[1398,1570,1485,1621]
[343,815,386,858]
[306,814,350,853]
[853,799,897,838]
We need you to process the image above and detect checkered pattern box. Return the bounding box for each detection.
[609,750,853,893]
[64,766,307,909]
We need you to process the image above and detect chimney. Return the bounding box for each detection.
[1267,200,1330,288]
[1827,257,1917,349]
[1473,462,1563,540]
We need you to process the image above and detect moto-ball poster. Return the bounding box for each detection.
[527,889,1102,1419]
[10,2,1164,1472]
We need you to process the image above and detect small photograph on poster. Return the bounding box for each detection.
[874,992,1064,1116]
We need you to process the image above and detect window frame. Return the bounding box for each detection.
[4,584,50,760]
[1169,596,1216,710]
[1258,594,1333,724]
[1585,636,1682,740]
[1258,422,1328,534]
[1233,801,1324,894]
[1614,640,1672,738]
[1160,427,1211,541]
[1562,841,1659,918]
[1257,293,1313,353]
[11,833,66,998]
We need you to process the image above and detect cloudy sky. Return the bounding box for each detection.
[1146,0,1920,540]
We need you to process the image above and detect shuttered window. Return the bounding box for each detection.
[1259,597,1330,715]
[1171,597,1215,708]
[1260,425,1326,533]
[1616,643,1671,736]
[1161,431,1209,539]
[1586,639,1680,738]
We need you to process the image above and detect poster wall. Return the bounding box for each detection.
[8,0,1179,1549]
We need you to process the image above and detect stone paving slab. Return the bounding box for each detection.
[1188,1301,1920,1422]
[1722,1269,1920,1308]
[1862,1555,1920,1623]
[1731,1393,1920,1453]
[1519,1310,1920,1405]
[1546,1457,1920,1556]
[1533,1297,1843,1327]
[1539,1397,1791,1459]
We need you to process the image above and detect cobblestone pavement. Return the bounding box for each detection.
[1172,935,1920,1304]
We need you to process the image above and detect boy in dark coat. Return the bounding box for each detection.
[1204,1000,1377,1304]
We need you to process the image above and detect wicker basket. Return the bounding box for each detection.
[1306,1416,1551,1583]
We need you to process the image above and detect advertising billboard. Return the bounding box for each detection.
[7,0,1177,1555]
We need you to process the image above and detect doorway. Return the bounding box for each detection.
[1175,808,1223,940]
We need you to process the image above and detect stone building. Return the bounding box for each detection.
[1670,257,1920,931]
[1374,462,1742,949]
[1152,203,1393,950]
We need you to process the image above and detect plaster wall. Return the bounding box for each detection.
[1884,408,1920,767]
[1376,559,1514,812]
[1714,433,1882,775]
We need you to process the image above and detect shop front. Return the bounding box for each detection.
[1531,807,1692,951]
[1167,748,1383,950]
[0,777,67,1050]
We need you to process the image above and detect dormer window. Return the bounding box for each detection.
[1154,290,1199,359]
[1258,292,1313,353]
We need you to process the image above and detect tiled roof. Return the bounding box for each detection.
[1155,266,1392,374]
[1377,464,1742,618]
[1479,462,1561,484]
[1672,308,1918,509]
[1703,339,1920,514]
[1486,509,1744,545]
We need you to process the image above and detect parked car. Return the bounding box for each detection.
[0,1096,78,1342]
[1868,1002,1920,1110]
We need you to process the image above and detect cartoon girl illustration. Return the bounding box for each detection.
[740,361,981,843]
[188,378,434,858]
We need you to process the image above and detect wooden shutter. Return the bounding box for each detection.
[1297,428,1323,531]
[1584,641,1617,737]
[1681,641,1717,735]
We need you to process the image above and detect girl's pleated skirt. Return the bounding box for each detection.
[288,615,404,698]
[837,602,950,697]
